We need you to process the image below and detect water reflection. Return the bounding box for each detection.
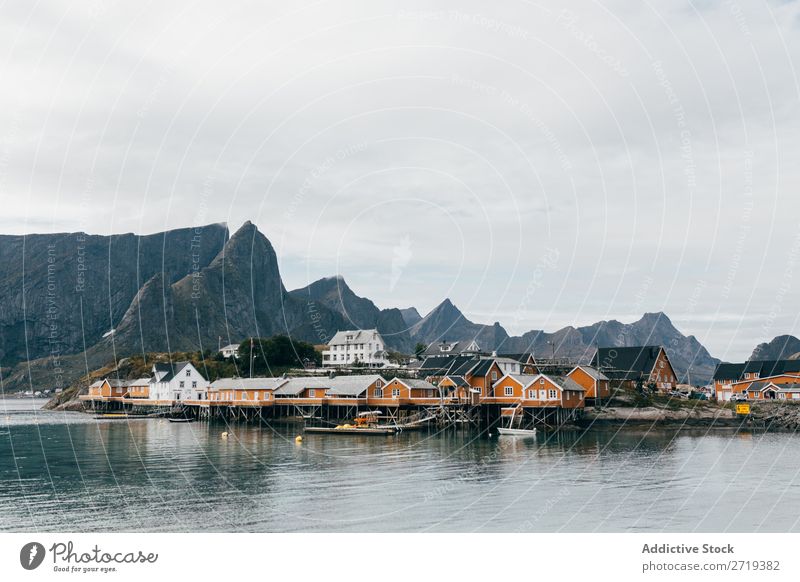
[2,399,800,532]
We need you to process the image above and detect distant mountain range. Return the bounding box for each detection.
[750,335,800,360]
[0,221,793,390]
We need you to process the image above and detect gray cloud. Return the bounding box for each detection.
[1,0,799,360]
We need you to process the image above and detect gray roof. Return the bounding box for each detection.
[209,378,288,391]
[124,377,151,387]
[551,376,586,392]
[274,377,332,395]
[326,375,385,397]
[327,329,383,346]
[393,378,438,390]
[573,365,609,381]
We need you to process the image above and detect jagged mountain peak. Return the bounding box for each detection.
[751,335,800,361]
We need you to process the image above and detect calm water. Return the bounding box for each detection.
[2,398,800,532]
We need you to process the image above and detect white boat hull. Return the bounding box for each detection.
[497,427,537,436]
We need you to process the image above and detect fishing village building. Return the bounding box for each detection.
[713,360,800,401]
[322,329,390,368]
[80,340,678,429]
[149,362,209,402]
[592,346,678,392]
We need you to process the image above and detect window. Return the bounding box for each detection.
[179,381,185,388]
[491,371,498,381]
[186,369,191,377]
[527,389,534,399]
[376,379,383,388]
[539,378,545,385]
[392,388,400,398]
[192,381,197,388]
[309,389,316,398]
[373,388,383,397]
[264,393,270,400]
[548,389,557,399]
[504,386,513,396]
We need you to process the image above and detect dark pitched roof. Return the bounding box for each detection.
[593,346,664,381]
[153,361,191,383]
[444,375,469,388]
[713,360,800,382]
[713,363,747,381]
[419,355,478,377]
[469,358,498,377]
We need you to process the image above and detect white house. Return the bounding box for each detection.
[422,340,482,357]
[149,362,209,401]
[220,343,240,359]
[322,329,390,368]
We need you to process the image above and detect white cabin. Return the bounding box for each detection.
[149,362,209,401]
[322,329,390,368]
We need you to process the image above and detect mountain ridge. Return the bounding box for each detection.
[1,220,792,390]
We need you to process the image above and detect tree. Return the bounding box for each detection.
[238,335,321,375]
[414,343,428,358]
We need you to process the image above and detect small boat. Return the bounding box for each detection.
[497,405,537,437]
[168,417,195,423]
[304,426,395,435]
[305,412,396,435]
[497,427,537,436]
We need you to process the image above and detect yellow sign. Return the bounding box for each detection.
[736,403,751,415]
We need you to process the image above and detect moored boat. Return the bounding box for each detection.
[497,427,537,436]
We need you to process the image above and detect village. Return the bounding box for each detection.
[76,326,800,434]
[78,327,711,432]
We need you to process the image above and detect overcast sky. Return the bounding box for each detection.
[1,0,799,360]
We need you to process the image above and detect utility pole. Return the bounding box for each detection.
[249,337,254,379]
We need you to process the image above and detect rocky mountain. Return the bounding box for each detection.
[399,307,422,327]
[750,335,800,361]
[104,221,349,354]
[409,301,718,385]
[1,222,354,391]
[501,312,719,385]
[0,223,228,366]
[288,276,413,352]
[0,220,729,390]
[410,299,510,351]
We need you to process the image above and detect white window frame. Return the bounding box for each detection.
[504,386,513,396]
